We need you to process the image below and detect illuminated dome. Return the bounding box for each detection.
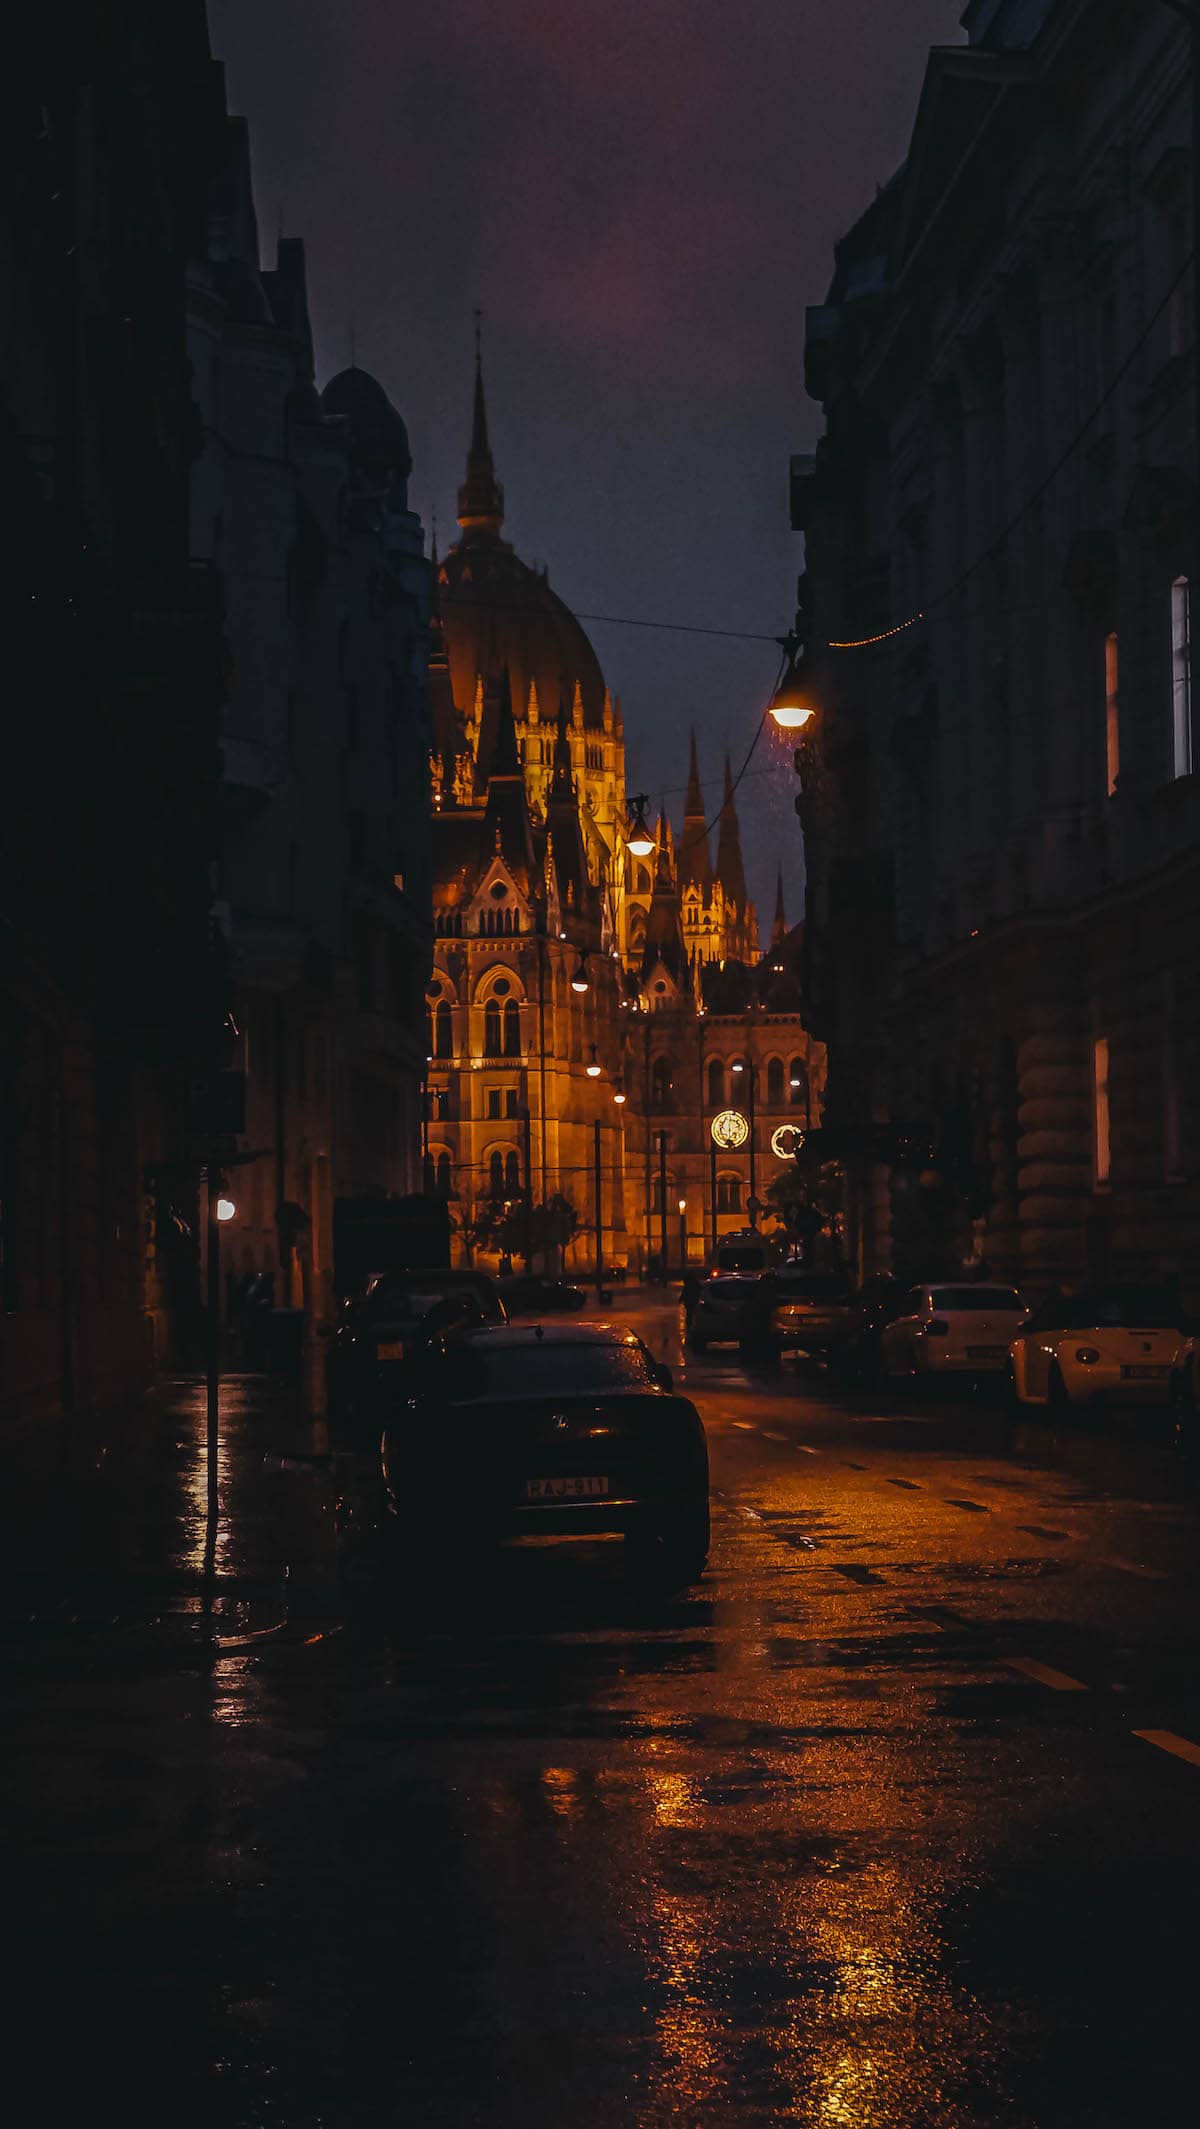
[438,354,608,731]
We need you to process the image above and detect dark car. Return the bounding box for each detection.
[326,1268,505,1446]
[496,1274,588,1316]
[687,1271,767,1354]
[767,1268,855,1358]
[830,1276,908,1385]
[381,1323,710,1582]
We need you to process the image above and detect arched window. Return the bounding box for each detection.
[707,1058,724,1110]
[651,1057,673,1110]
[637,865,652,895]
[716,1174,742,1213]
[503,999,521,1056]
[488,1151,505,1199]
[789,1057,808,1108]
[434,1000,453,1058]
[423,1152,435,1194]
[434,1152,452,1198]
[424,1007,434,1060]
[504,1150,521,1194]
[766,1057,785,1106]
[484,1001,502,1056]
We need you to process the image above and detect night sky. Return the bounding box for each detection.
[208,0,964,929]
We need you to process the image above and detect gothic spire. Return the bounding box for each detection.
[457,311,505,535]
[771,867,787,945]
[678,728,713,893]
[715,752,748,908]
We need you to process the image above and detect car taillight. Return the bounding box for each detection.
[923,1319,949,1337]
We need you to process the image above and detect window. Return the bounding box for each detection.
[427,1151,452,1199]
[483,1001,502,1056]
[716,1174,742,1213]
[651,1057,673,1110]
[706,1058,724,1110]
[1171,578,1192,778]
[789,1057,808,1109]
[486,1089,502,1120]
[766,1057,785,1106]
[502,999,521,1056]
[504,1150,520,1194]
[1093,1035,1111,1187]
[488,1151,505,1198]
[434,1000,453,1058]
[427,1086,448,1122]
[505,1089,520,1119]
[1105,632,1119,796]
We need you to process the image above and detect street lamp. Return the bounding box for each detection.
[730,1058,759,1225]
[216,1196,237,1223]
[586,1044,602,1077]
[612,1080,627,1105]
[570,952,590,993]
[677,1196,688,1277]
[768,637,816,731]
[626,794,655,858]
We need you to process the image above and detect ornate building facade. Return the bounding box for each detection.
[427,360,824,1273]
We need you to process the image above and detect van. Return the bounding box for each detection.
[708,1229,773,1276]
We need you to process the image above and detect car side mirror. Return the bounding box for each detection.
[651,1362,674,1392]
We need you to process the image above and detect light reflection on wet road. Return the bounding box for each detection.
[5,1300,1200,2126]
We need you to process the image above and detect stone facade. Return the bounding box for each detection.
[799,0,1199,1299]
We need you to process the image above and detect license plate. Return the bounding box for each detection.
[967,1347,1006,1361]
[376,1341,406,1361]
[524,1475,609,1500]
[1120,1364,1168,1380]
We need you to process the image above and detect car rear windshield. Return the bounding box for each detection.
[929,1287,1023,1312]
[773,1274,850,1301]
[715,1249,768,1273]
[442,1342,652,1399]
[363,1276,491,1322]
[1035,1289,1185,1331]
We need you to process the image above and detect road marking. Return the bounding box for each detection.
[795,1443,821,1455]
[945,1498,990,1513]
[1133,1728,1200,1769]
[1097,1555,1171,1583]
[889,1477,922,1490]
[733,1421,757,1431]
[832,1562,887,1586]
[1018,1525,1070,1542]
[761,1429,787,1441]
[1004,1657,1088,1692]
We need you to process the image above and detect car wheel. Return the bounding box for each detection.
[628,1502,710,1586]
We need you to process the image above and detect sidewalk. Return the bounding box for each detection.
[0,1370,339,1658]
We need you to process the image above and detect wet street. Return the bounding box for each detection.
[6,1294,1200,2128]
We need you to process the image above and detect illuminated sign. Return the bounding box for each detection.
[771,1124,806,1161]
[710,1109,749,1151]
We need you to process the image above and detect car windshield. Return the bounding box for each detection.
[1033,1288,1185,1331]
[362,1276,488,1323]
[929,1287,1023,1312]
[715,1248,768,1272]
[441,1341,652,1400]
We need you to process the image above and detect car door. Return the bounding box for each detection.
[882,1288,923,1371]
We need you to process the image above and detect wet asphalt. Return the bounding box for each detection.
[5,1293,1200,2127]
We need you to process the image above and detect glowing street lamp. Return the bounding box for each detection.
[626,795,655,858]
[768,664,815,732]
[216,1196,237,1223]
[571,952,590,994]
[586,1044,602,1078]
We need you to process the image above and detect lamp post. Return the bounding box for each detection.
[677,1197,688,1278]
[731,1057,758,1226]
[205,1171,236,1529]
[594,1117,605,1304]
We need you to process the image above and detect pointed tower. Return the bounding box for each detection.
[677,730,713,896]
[715,752,759,960]
[457,318,505,536]
[771,867,787,947]
[480,667,536,887]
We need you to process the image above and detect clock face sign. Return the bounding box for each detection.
[710,1109,749,1151]
[771,1123,806,1161]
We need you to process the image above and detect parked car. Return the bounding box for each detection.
[497,1274,588,1315]
[768,1268,855,1358]
[1008,1285,1189,1414]
[686,1270,767,1354]
[707,1229,774,1276]
[880,1283,1028,1384]
[381,1322,709,1581]
[829,1276,908,1385]
[326,1268,505,1446]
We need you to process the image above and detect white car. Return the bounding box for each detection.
[880,1284,1028,1382]
[1008,1286,1189,1411]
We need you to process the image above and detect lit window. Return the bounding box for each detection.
[1093,1036,1111,1187]
[1171,578,1192,779]
[1104,632,1119,796]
